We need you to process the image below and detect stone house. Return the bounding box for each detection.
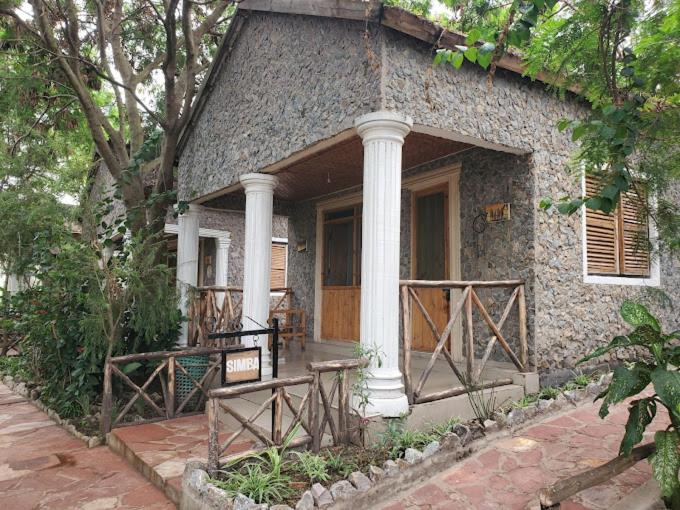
[172,0,677,416]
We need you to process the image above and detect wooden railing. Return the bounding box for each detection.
[206,358,367,475]
[187,286,243,347]
[101,346,227,434]
[269,287,306,350]
[189,286,303,348]
[400,279,529,405]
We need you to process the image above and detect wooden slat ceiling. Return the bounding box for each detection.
[273,133,471,202]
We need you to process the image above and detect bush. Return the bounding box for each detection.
[5,225,180,419]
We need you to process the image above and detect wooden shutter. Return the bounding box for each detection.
[585,175,650,277]
[620,187,650,276]
[585,176,619,275]
[270,243,287,289]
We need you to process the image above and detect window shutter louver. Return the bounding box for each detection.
[585,176,618,275]
[270,243,287,289]
[584,175,651,278]
[620,187,650,276]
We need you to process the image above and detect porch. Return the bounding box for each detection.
[176,110,537,418]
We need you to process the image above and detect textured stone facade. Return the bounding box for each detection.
[178,12,382,200]
[178,9,680,373]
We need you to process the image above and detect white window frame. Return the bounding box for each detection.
[271,237,288,296]
[581,173,660,286]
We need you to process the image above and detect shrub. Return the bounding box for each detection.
[578,300,680,507]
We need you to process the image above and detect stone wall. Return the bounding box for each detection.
[178,12,382,200]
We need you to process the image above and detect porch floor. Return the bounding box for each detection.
[276,339,518,398]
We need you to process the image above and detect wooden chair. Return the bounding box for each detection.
[269,288,306,350]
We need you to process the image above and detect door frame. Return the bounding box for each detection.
[403,163,462,359]
[313,163,462,351]
[314,193,363,342]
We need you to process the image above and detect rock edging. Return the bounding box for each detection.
[2,374,102,448]
[180,374,612,509]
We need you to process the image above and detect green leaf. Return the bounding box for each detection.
[539,197,552,210]
[464,47,478,63]
[477,42,495,69]
[651,368,680,418]
[572,124,588,141]
[465,28,482,45]
[650,431,680,498]
[620,301,661,332]
[434,49,448,66]
[601,184,620,200]
[451,51,464,69]
[122,362,142,375]
[620,398,656,456]
[556,119,570,132]
[599,365,651,418]
[577,335,636,364]
[584,197,602,210]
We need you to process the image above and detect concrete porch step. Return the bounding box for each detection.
[107,414,255,506]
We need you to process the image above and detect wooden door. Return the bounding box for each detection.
[412,185,450,351]
[321,206,361,342]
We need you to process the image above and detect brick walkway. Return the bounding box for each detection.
[0,383,174,510]
[380,397,665,510]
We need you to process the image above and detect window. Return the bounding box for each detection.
[270,242,287,290]
[584,175,652,279]
[322,205,362,287]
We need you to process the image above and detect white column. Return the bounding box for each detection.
[177,204,201,347]
[240,173,277,377]
[355,111,413,417]
[214,234,231,309]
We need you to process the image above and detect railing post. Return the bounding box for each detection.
[465,286,474,382]
[400,285,413,405]
[101,357,113,436]
[273,387,283,444]
[207,397,220,477]
[310,371,320,453]
[518,284,529,371]
[337,369,350,444]
[167,356,176,419]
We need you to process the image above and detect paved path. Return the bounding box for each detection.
[380,397,664,510]
[0,383,174,510]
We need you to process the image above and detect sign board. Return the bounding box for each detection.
[485,202,511,223]
[221,347,261,386]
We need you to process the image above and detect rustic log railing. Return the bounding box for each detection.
[400,279,529,405]
[189,286,301,348]
[269,287,306,350]
[188,286,243,347]
[206,358,367,476]
[101,346,227,434]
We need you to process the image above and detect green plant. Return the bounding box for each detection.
[464,380,504,424]
[539,386,560,400]
[578,301,680,507]
[380,417,436,459]
[351,343,383,415]
[429,416,462,436]
[211,463,292,504]
[325,450,358,478]
[294,451,330,484]
[214,425,299,504]
[512,393,539,409]
[571,370,591,388]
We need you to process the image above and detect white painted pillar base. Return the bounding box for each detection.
[355,111,413,417]
[214,235,231,309]
[240,173,277,377]
[177,204,201,347]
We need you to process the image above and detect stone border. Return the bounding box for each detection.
[2,374,103,448]
[180,373,612,510]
